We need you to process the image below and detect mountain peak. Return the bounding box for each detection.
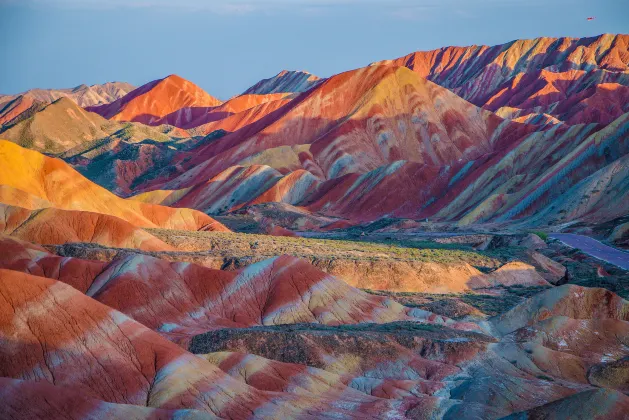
[161,74,187,84]
[51,95,79,105]
[244,70,322,95]
[87,74,222,124]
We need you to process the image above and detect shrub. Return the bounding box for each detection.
[531,231,548,241]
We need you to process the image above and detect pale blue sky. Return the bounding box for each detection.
[1,0,627,99]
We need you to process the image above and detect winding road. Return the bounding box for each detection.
[550,233,629,270]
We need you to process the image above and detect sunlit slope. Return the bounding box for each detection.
[0,140,227,231]
[87,74,222,124]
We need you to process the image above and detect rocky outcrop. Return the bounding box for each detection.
[609,221,629,249]
[588,356,629,394]
[492,285,629,336]
[469,261,551,288]
[529,251,567,284]
[504,389,629,420]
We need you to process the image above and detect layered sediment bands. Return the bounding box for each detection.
[0,235,107,293]
[85,254,474,343]
[0,204,174,251]
[0,268,491,419]
[152,93,293,131]
[0,236,474,336]
[96,59,628,227]
[4,36,621,228]
[0,377,217,420]
[132,165,322,215]
[2,235,629,418]
[435,112,629,225]
[1,97,118,154]
[36,247,507,294]
[375,34,629,124]
[150,65,531,194]
[0,269,265,417]
[46,228,561,294]
[87,74,222,124]
[0,81,135,109]
[188,320,595,416]
[4,36,627,228]
[243,70,322,95]
[0,94,47,127]
[492,284,629,335]
[0,269,443,419]
[186,97,295,137]
[0,141,227,232]
[2,32,629,419]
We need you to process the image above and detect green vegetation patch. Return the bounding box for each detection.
[147,229,505,268]
[530,231,549,241]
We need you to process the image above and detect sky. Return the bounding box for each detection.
[0,0,628,99]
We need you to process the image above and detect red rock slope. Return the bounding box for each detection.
[87,74,222,125]
[152,92,292,131]
[0,204,174,251]
[0,237,470,342]
[0,267,473,419]
[375,34,629,125]
[2,236,629,418]
[145,65,531,192]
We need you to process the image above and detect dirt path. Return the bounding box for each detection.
[550,233,629,270]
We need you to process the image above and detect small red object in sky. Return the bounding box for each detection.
[587,17,595,21]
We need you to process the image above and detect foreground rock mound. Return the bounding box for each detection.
[493,284,629,335]
[504,389,629,420]
[1,236,629,418]
[0,268,487,419]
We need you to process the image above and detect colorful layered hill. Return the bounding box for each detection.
[0,95,48,128]
[0,82,136,136]
[0,266,484,419]
[122,65,536,222]
[2,233,629,419]
[0,97,121,154]
[0,93,195,158]
[100,35,625,228]
[87,74,223,125]
[243,70,322,94]
[152,92,293,132]
[3,34,627,230]
[2,33,629,420]
[0,140,227,249]
[152,65,530,186]
[375,34,629,126]
[0,81,135,109]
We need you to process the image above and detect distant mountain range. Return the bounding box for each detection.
[1,33,628,237]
